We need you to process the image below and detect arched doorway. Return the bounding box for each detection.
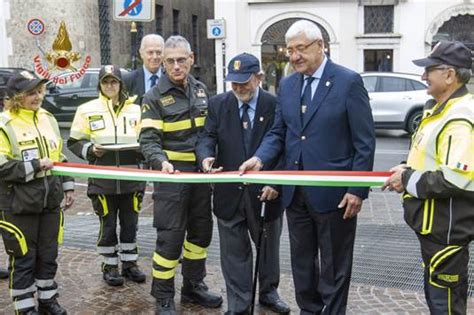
[260,18,330,94]
[432,14,474,70]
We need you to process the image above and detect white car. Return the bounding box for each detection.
[361,72,431,134]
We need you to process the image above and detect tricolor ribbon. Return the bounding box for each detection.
[52,162,391,187]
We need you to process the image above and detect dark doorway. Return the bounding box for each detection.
[364,49,393,72]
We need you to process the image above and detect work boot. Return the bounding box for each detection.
[102,265,124,286]
[122,265,146,283]
[18,308,40,315]
[181,279,223,308]
[0,267,8,279]
[38,297,67,315]
[155,297,176,315]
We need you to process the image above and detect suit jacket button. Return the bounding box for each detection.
[301,136,306,140]
[294,161,299,165]
[238,186,243,190]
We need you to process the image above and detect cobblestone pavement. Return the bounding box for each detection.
[0,181,473,314]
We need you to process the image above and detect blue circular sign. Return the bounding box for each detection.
[124,0,143,16]
[212,27,222,36]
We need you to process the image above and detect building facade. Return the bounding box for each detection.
[0,0,216,90]
[213,0,474,93]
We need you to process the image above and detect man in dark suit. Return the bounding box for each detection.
[123,34,164,104]
[240,20,376,314]
[196,53,290,315]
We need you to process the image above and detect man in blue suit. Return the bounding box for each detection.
[240,20,376,314]
[196,53,290,315]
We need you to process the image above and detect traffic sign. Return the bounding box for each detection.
[207,19,226,39]
[113,0,155,22]
[27,18,45,36]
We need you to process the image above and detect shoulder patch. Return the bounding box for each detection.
[142,104,151,113]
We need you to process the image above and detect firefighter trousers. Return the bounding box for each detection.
[89,192,143,269]
[151,182,213,299]
[0,210,62,313]
[418,235,470,315]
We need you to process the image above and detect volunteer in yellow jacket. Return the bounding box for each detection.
[0,70,74,315]
[68,65,146,286]
[383,41,473,315]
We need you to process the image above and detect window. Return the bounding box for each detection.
[362,76,377,93]
[192,15,199,56]
[173,9,180,35]
[364,5,394,33]
[155,5,163,35]
[410,80,427,91]
[379,77,407,92]
[364,49,393,72]
[98,0,111,65]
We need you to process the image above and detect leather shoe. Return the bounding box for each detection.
[155,298,176,315]
[224,307,250,315]
[0,267,8,279]
[122,265,146,283]
[38,297,67,315]
[103,266,124,286]
[18,308,40,315]
[181,279,223,308]
[259,296,290,314]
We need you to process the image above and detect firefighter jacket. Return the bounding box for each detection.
[401,86,474,245]
[68,93,145,195]
[0,108,74,214]
[140,73,208,172]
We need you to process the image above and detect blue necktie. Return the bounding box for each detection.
[150,74,158,89]
[241,103,252,156]
[301,77,315,123]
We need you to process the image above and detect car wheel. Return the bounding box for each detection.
[406,110,423,134]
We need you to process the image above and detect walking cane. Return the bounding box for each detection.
[251,201,266,314]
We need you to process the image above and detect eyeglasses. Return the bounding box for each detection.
[164,57,189,66]
[285,39,320,57]
[101,79,120,86]
[424,65,455,73]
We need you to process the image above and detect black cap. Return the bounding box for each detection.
[412,41,472,69]
[99,65,122,82]
[7,70,47,96]
[225,53,261,83]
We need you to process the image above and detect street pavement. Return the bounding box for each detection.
[1,180,473,314]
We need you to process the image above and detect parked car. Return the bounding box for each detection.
[0,67,29,110]
[43,68,101,126]
[361,72,430,134]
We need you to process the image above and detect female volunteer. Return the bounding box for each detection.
[0,70,74,315]
[68,65,145,287]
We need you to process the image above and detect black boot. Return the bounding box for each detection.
[38,297,67,315]
[122,265,146,283]
[102,265,124,286]
[18,308,40,315]
[0,267,8,279]
[181,279,223,308]
[155,297,176,315]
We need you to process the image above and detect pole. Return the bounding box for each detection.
[222,40,226,92]
[130,21,137,70]
[251,201,266,314]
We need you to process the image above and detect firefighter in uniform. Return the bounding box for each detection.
[139,35,223,315]
[0,71,74,315]
[68,65,146,286]
[383,41,473,315]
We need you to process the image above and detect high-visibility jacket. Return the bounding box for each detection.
[68,93,144,195]
[140,73,208,171]
[0,108,73,215]
[402,86,474,244]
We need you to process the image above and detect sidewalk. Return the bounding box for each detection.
[0,181,473,314]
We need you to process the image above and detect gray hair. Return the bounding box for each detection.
[285,20,323,44]
[139,34,164,52]
[455,67,472,84]
[164,35,192,54]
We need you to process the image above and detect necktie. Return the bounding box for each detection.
[301,76,315,122]
[150,74,158,89]
[241,103,252,156]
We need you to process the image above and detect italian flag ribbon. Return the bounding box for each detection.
[52,162,391,187]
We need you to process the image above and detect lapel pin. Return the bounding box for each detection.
[325,81,331,87]
[259,116,264,122]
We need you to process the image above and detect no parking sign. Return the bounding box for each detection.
[27,18,45,36]
[113,0,154,22]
